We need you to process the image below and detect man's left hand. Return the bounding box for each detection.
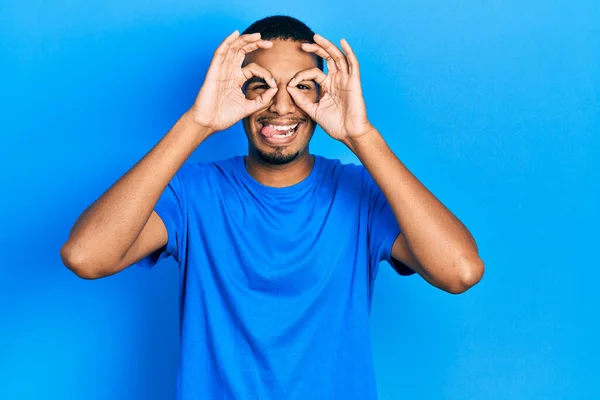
[286,34,373,143]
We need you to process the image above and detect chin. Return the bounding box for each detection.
[244,117,315,165]
[256,149,300,165]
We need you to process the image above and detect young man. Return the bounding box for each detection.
[61,15,484,400]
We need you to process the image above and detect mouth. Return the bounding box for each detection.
[257,121,303,145]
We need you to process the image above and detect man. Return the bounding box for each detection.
[61,15,483,400]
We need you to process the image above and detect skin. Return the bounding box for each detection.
[241,39,321,187]
[232,33,485,294]
[61,31,484,295]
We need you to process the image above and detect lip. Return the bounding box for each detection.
[257,121,303,146]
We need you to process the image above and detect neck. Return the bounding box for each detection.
[244,151,315,188]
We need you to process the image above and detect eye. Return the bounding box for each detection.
[297,84,311,90]
[251,84,270,90]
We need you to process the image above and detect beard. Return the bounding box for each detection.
[242,116,314,166]
[255,146,300,165]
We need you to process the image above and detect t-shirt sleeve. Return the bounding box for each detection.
[134,169,188,269]
[364,168,415,278]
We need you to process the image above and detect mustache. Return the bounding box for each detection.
[256,116,309,124]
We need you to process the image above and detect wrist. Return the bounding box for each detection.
[183,110,214,141]
[346,125,380,152]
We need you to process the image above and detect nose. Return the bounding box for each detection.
[268,84,296,115]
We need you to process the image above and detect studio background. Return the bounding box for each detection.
[1,0,598,399]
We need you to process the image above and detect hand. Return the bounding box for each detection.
[286,34,373,143]
[189,31,279,133]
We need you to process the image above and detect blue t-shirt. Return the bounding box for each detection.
[136,154,409,400]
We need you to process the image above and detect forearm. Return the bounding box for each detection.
[347,127,482,287]
[62,111,212,267]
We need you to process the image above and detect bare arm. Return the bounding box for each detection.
[60,113,210,279]
[289,35,484,294]
[61,30,279,279]
[352,130,483,294]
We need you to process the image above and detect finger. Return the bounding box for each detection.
[246,86,278,115]
[233,32,263,46]
[241,63,278,114]
[286,85,318,120]
[300,43,337,73]
[241,63,277,88]
[288,67,327,88]
[235,40,273,65]
[339,38,359,76]
[286,68,324,119]
[223,32,263,64]
[212,30,241,64]
[313,34,349,73]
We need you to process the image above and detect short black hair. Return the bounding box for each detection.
[242,15,324,71]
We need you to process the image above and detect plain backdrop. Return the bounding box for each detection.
[1,0,598,399]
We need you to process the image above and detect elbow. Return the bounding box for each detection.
[445,255,485,295]
[60,243,106,280]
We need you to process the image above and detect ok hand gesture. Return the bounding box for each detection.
[189,31,278,133]
[287,34,373,143]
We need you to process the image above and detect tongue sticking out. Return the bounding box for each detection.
[260,125,281,137]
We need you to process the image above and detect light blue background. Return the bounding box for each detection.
[1,0,598,399]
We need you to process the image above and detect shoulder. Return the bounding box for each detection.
[176,155,243,187]
[314,155,371,197]
[314,154,366,179]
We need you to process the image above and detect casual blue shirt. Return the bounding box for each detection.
[136,154,410,400]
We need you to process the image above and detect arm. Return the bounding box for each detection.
[61,31,278,279]
[288,34,483,294]
[60,113,210,279]
[348,129,484,294]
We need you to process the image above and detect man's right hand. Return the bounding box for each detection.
[188,31,278,133]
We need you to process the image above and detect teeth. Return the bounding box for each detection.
[267,123,299,131]
[272,127,297,138]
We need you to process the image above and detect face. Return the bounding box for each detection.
[242,39,320,165]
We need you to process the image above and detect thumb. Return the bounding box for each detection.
[287,86,318,120]
[245,87,278,115]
